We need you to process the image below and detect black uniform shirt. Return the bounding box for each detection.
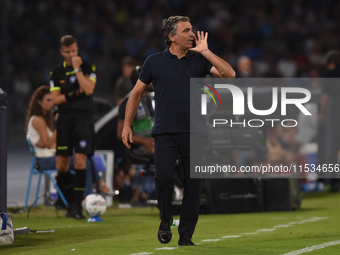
[50,61,96,112]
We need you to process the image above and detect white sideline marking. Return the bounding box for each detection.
[53,225,89,229]
[201,239,221,242]
[281,240,340,255]
[257,229,275,232]
[256,217,328,233]
[130,253,152,255]
[155,247,178,251]
[130,217,328,255]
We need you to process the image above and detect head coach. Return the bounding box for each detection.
[121,16,235,246]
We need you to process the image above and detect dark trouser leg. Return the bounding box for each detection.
[73,169,86,208]
[58,170,74,206]
[178,133,206,238]
[154,134,179,222]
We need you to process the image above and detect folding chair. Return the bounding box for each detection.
[24,135,69,211]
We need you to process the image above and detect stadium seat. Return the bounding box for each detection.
[24,135,69,211]
[126,147,154,165]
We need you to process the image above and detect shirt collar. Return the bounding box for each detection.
[63,61,73,68]
[164,48,194,60]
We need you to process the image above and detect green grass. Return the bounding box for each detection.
[2,192,340,255]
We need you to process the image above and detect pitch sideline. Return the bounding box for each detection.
[281,240,340,255]
[129,216,329,255]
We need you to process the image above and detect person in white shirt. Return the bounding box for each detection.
[25,86,113,216]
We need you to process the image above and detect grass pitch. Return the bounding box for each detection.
[2,192,340,255]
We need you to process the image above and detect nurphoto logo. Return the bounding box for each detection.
[199,83,312,128]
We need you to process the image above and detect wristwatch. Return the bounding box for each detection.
[74,68,82,73]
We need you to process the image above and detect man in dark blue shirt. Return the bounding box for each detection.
[122,16,235,246]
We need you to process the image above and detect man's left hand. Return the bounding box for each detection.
[189,31,209,54]
[72,56,83,69]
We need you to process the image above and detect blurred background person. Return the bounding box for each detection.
[266,123,298,166]
[318,50,340,191]
[236,55,253,78]
[114,160,150,204]
[117,66,155,159]
[110,56,137,106]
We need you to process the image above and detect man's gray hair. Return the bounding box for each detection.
[162,16,190,47]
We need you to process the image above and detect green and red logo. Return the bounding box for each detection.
[198,82,222,106]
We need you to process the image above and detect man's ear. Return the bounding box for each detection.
[169,33,176,43]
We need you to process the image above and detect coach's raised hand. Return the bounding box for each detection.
[190,30,235,78]
[189,31,209,53]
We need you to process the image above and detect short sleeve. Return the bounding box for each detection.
[82,61,97,83]
[50,67,60,92]
[139,56,153,85]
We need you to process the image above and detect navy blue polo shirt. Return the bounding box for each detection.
[139,48,213,135]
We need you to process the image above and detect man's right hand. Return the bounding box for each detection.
[71,56,83,69]
[122,126,133,149]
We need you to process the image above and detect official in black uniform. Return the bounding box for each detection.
[50,35,96,219]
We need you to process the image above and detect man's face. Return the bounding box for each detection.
[238,59,252,74]
[114,171,125,190]
[170,21,195,49]
[122,64,135,79]
[60,43,78,65]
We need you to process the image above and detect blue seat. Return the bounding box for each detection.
[24,135,69,211]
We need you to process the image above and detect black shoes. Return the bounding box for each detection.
[65,204,85,219]
[157,218,195,246]
[65,208,73,218]
[157,218,173,244]
[73,209,85,219]
[178,236,195,246]
[65,203,74,218]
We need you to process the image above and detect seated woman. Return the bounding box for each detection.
[25,86,113,208]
